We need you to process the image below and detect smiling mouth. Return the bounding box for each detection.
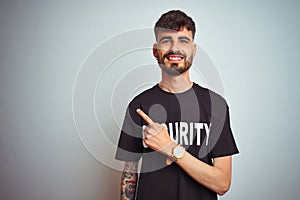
[166,55,184,62]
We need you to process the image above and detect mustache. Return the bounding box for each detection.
[163,51,186,59]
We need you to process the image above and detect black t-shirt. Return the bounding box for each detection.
[115,83,239,200]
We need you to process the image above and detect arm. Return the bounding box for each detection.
[120,161,138,200]
[155,140,231,195]
[175,152,232,195]
[136,109,232,196]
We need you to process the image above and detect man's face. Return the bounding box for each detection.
[153,27,196,76]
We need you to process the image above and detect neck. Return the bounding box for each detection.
[159,70,193,93]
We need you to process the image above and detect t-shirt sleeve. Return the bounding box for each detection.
[209,102,239,158]
[115,101,143,162]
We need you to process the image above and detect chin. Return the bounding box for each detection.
[160,64,189,76]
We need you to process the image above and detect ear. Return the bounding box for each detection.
[153,43,158,58]
[193,43,197,57]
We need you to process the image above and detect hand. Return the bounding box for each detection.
[136,109,176,156]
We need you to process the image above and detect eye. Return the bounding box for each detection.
[180,39,189,44]
[161,38,172,44]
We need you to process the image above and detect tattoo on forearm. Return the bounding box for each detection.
[121,162,138,200]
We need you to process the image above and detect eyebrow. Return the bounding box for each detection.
[178,36,192,42]
[158,36,192,43]
[159,36,172,43]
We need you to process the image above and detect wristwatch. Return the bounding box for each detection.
[165,144,186,165]
[171,144,186,161]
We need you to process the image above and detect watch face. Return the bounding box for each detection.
[174,145,185,159]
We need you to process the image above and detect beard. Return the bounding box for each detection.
[157,51,193,76]
[159,62,192,76]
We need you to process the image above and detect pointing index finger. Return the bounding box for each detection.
[136,109,154,125]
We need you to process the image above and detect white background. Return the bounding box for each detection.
[1,0,299,199]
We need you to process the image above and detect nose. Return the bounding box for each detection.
[170,40,180,52]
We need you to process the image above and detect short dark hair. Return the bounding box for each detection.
[154,10,196,40]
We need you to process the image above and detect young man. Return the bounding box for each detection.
[115,10,239,200]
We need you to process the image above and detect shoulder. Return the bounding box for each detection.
[193,83,228,108]
[127,84,159,108]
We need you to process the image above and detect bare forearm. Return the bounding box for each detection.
[176,153,232,195]
[121,162,138,200]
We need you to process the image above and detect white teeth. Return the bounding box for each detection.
[169,57,182,61]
